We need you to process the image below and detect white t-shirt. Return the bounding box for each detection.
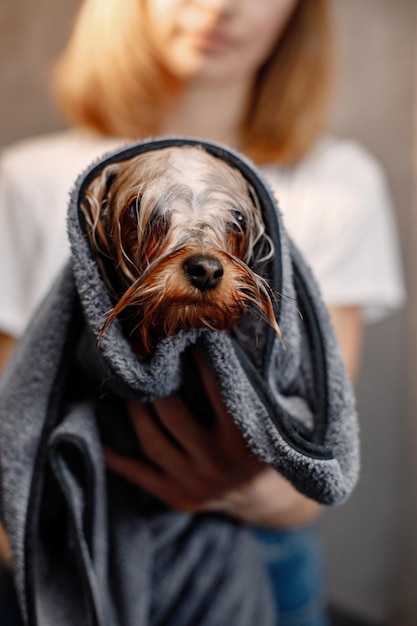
[0,130,405,338]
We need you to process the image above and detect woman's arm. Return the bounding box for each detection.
[106,304,364,528]
[328,306,363,382]
[0,308,363,533]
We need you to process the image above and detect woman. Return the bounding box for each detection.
[0,0,405,624]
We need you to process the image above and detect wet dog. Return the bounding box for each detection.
[81,145,281,357]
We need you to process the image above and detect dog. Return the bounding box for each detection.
[81,145,281,357]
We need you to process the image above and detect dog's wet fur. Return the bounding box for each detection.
[81,145,280,357]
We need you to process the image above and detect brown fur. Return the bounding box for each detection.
[81,145,281,358]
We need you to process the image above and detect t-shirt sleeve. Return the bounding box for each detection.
[0,134,121,338]
[0,153,42,337]
[297,142,406,323]
[0,146,71,338]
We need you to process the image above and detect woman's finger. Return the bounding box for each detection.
[127,400,230,497]
[104,447,203,511]
[193,347,261,464]
[149,394,221,463]
[127,400,198,480]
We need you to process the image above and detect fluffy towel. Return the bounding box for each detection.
[0,138,359,626]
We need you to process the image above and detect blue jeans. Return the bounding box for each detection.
[255,526,329,626]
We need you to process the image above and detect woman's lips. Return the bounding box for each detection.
[190,30,238,53]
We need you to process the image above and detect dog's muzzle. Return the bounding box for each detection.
[183,253,224,292]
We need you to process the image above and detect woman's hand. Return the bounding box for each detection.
[105,348,322,528]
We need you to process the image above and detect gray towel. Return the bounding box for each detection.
[0,138,359,626]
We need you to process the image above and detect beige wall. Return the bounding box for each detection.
[0,0,79,146]
[1,1,416,623]
[324,2,417,623]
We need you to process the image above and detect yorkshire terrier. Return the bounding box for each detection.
[81,145,281,357]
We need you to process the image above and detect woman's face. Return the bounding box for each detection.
[146,0,298,83]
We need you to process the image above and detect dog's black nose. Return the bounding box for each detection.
[183,254,224,291]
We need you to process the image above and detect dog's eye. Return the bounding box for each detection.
[229,209,246,233]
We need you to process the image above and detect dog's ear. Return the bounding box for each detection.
[246,182,260,211]
[102,165,120,199]
[81,163,124,261]
[87,163,123,209]
[244,180,274,267]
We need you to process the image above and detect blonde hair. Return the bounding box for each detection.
[53,0,333,164]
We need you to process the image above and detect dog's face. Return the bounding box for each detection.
[81,145,280,357]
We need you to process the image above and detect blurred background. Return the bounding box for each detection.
[0,1,416,624]
[324,3,416,625]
